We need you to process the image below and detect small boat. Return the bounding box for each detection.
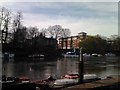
[92,53,98,57]
[63,74,98,80]
[84,74,98,80]
[83,53,91,58]
[54,74,100,86]
[63,52,79,58]
[97,54,103,57]
[28,54,45,59]
[1,80,15,84]
[105,53,116,57]
[19,76,30,83]
[54,78,78,86]
[2,75,20,84]
[9,53,14,59]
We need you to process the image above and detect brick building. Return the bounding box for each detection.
[58,32,87,49]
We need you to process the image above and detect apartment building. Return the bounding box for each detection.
[58,32,87,49]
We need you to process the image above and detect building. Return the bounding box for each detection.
[58,32,87,49]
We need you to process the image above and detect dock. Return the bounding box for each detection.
[52,75,120,90]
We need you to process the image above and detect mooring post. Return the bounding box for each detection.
[79,47,84,83]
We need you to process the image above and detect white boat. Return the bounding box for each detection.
[54,78,78,86]
[63,52,79,58]
[54,74,99,86]
[92,53,98,57]
[97,54,103,57]
[9,53,14,58]
[28,54,45,59]
[92,53,103,57]
[84,74,98,80]
[105,53,116,57]
[83,53,91,57]
[2,52,14,59]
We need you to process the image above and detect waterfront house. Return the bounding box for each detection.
[58,32,87,50]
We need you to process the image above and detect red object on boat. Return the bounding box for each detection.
[19,76,30,81]
[63,74,79,79]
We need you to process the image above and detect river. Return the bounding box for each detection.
[1,56,120,81]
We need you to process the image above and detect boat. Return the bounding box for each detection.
[84,74,99,80]
[28,54,45,59]
[92,53,98,57]
[9,53,14,59]
[97,54,103,57]
[105,53,116,57]
[63,74,98,80]
[63,52,79,58]
[2,76,36,90]
[2,52,14,61]
[83,53,91,58]
[19,76,30,83]
[54,74,100,86]
[54,78,78,86]
[2,75,20,84]
[32,76,55,85]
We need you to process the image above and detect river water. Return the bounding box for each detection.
[1,56,120,81]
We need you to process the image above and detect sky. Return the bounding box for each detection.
[0,1,119,38]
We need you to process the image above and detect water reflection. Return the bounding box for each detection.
[56,58,79,78]
[2,56,120,80]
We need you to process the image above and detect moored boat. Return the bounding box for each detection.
[83,53,91,57]
[28,54,45,59]
[32,76,55,85]
[63,52,79,58]
[54,74,100,86]
[92,53,98,57]
[105,53,116,57]
[63,74,98,80]
[54,78,78,86]
[84,74,98,80]
[19,76,30,83]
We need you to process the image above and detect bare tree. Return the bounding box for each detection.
[27,26,39,39]
[12,11,23,33]
[42,25,71,39]
[41,28,47,37]
[10,11,24,43]
[60,28,71,38]
[0,7,11,43]
[14,27,27,43]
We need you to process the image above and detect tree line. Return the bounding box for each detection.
[0,7,120,58]
[0,7,71,58]
[79,35,120,56]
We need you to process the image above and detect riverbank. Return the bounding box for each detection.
[1,75,120,90]
[52,75,120,90]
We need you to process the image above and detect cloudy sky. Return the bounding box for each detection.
[0,1,118,38]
